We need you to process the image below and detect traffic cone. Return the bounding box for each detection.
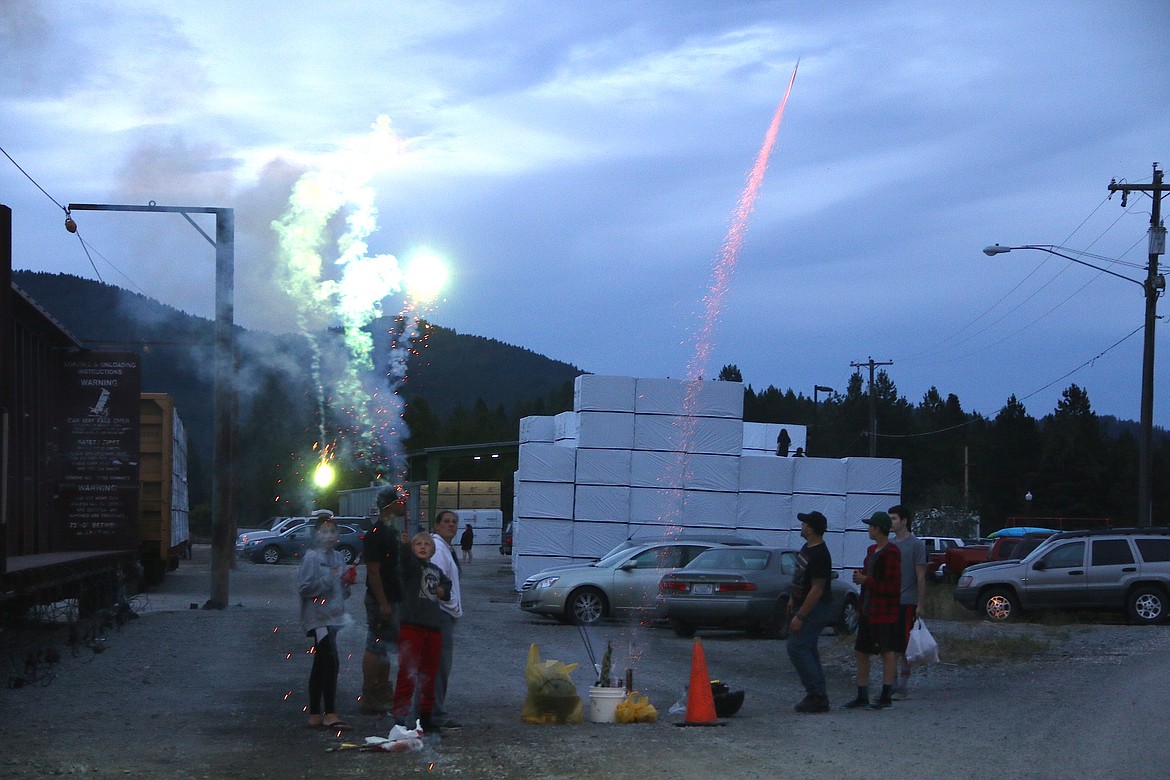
[677,637,721,726]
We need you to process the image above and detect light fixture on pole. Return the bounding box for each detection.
[812,385,833,457]
[984,243,1164,526]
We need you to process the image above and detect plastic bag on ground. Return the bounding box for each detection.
[521,644,584,724]
[615,691,658,723]
[363,721,424,752]
[905,618,940,667]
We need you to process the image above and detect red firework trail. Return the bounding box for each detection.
[688,59,799,382]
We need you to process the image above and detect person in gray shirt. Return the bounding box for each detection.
[889,504,926,699]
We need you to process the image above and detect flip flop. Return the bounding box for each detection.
[322,719,353,731]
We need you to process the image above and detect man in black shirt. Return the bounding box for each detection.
[360,487,405,715]
[787,510,834,713]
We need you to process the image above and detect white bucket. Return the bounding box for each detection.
[588,686,626,723]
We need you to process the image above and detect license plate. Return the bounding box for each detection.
[691,583,713,595]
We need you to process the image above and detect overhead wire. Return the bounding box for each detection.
[885,172,1161,416]
[0,143,156,290]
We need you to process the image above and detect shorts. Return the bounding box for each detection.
[854,618,902,655]
[364,592,400,656]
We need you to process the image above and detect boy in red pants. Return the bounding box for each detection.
[392,531,452,733]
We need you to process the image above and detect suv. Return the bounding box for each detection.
[954,527,1170,624]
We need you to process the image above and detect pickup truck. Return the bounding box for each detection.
[922,536,969,580]
[931,534,1053,581]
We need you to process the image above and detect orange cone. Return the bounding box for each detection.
[678,638,721,726]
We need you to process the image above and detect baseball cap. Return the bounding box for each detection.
[864,511,892,533]
[797,510,828,535]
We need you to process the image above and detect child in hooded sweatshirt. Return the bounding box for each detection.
[392,531,452,733]
[298,514,357,730]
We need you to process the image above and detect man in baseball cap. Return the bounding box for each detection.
[842,511,902,710]
[787,511,834,713]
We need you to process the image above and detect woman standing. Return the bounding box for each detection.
[459,523,474,564]
[298,513,356,730]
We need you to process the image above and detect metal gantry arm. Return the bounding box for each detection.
[67,202,236,607]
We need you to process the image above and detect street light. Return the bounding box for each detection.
[812,384,834,457]
[984,243,1164,526]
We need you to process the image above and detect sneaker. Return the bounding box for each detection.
[866,697,893,710]
[891,685,910,701]
[437,718,463,732]
[840,696,869,710]
[794,694,830,714]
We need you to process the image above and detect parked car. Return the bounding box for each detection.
[235,516,291,538]
[954,527,1170,624]
[238,522,365,565]
[519,538,741,625]
[499,522,513,555]
[236,515,311,548]
[657,546,859,638]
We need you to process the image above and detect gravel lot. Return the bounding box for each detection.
[2,544,1168,779]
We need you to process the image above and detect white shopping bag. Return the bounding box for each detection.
[905,618,939,667]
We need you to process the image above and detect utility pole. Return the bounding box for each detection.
[1108,163,1167,527]
[850,357,893,457]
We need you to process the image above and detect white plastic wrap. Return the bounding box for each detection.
[792,456,847,494]
[629,486,685,524]
[681,489,737,527]
[844,493,896,530]
[515,517,574,556]
[573,485,631,522]
[519,415,556,443]
[738,453,796,494]
[633,415,742,455]
[741,422,807,453]
[844,457,903,494]
[634,377,743,418]
[514,480,575,519]
[577,411,636,449]
[631,450,684,488]
[574,375,637,413]
[517,443,577,483]
[683,454,740,492]
[570,520,631,558]
[554,411,579,444]
[575,448,632,486]
[841,530,874,569]
[790,494,847,529]
[736,492,794,528]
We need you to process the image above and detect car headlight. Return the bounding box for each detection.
[535,576,559,589]
[957,575,972,588]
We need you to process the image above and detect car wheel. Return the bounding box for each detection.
[670,619,696,638]
[262,545,281,565]
[1127,586,1167,625]
[981,587,1018,621]
[761,597,790,639]
[834,594,858,636]
[338,545,356,565]
[566,587,606,626]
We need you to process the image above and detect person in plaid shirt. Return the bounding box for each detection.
[841,511,902,710]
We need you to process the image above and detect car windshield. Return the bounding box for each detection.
[595,546,639,567]
[687,548,771,571]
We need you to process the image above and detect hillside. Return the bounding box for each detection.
[12,271,582,514]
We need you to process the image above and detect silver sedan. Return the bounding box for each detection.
[658,546,859,638]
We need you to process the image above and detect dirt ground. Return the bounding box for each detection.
[2,544,1169,779]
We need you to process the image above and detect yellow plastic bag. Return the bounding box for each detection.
[520,644,584,724]
[615,691,658,724]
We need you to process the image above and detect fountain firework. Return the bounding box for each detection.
[271,116,440,488]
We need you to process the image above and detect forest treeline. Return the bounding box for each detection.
[717,364,1169,533]
[14,272,1168,534]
